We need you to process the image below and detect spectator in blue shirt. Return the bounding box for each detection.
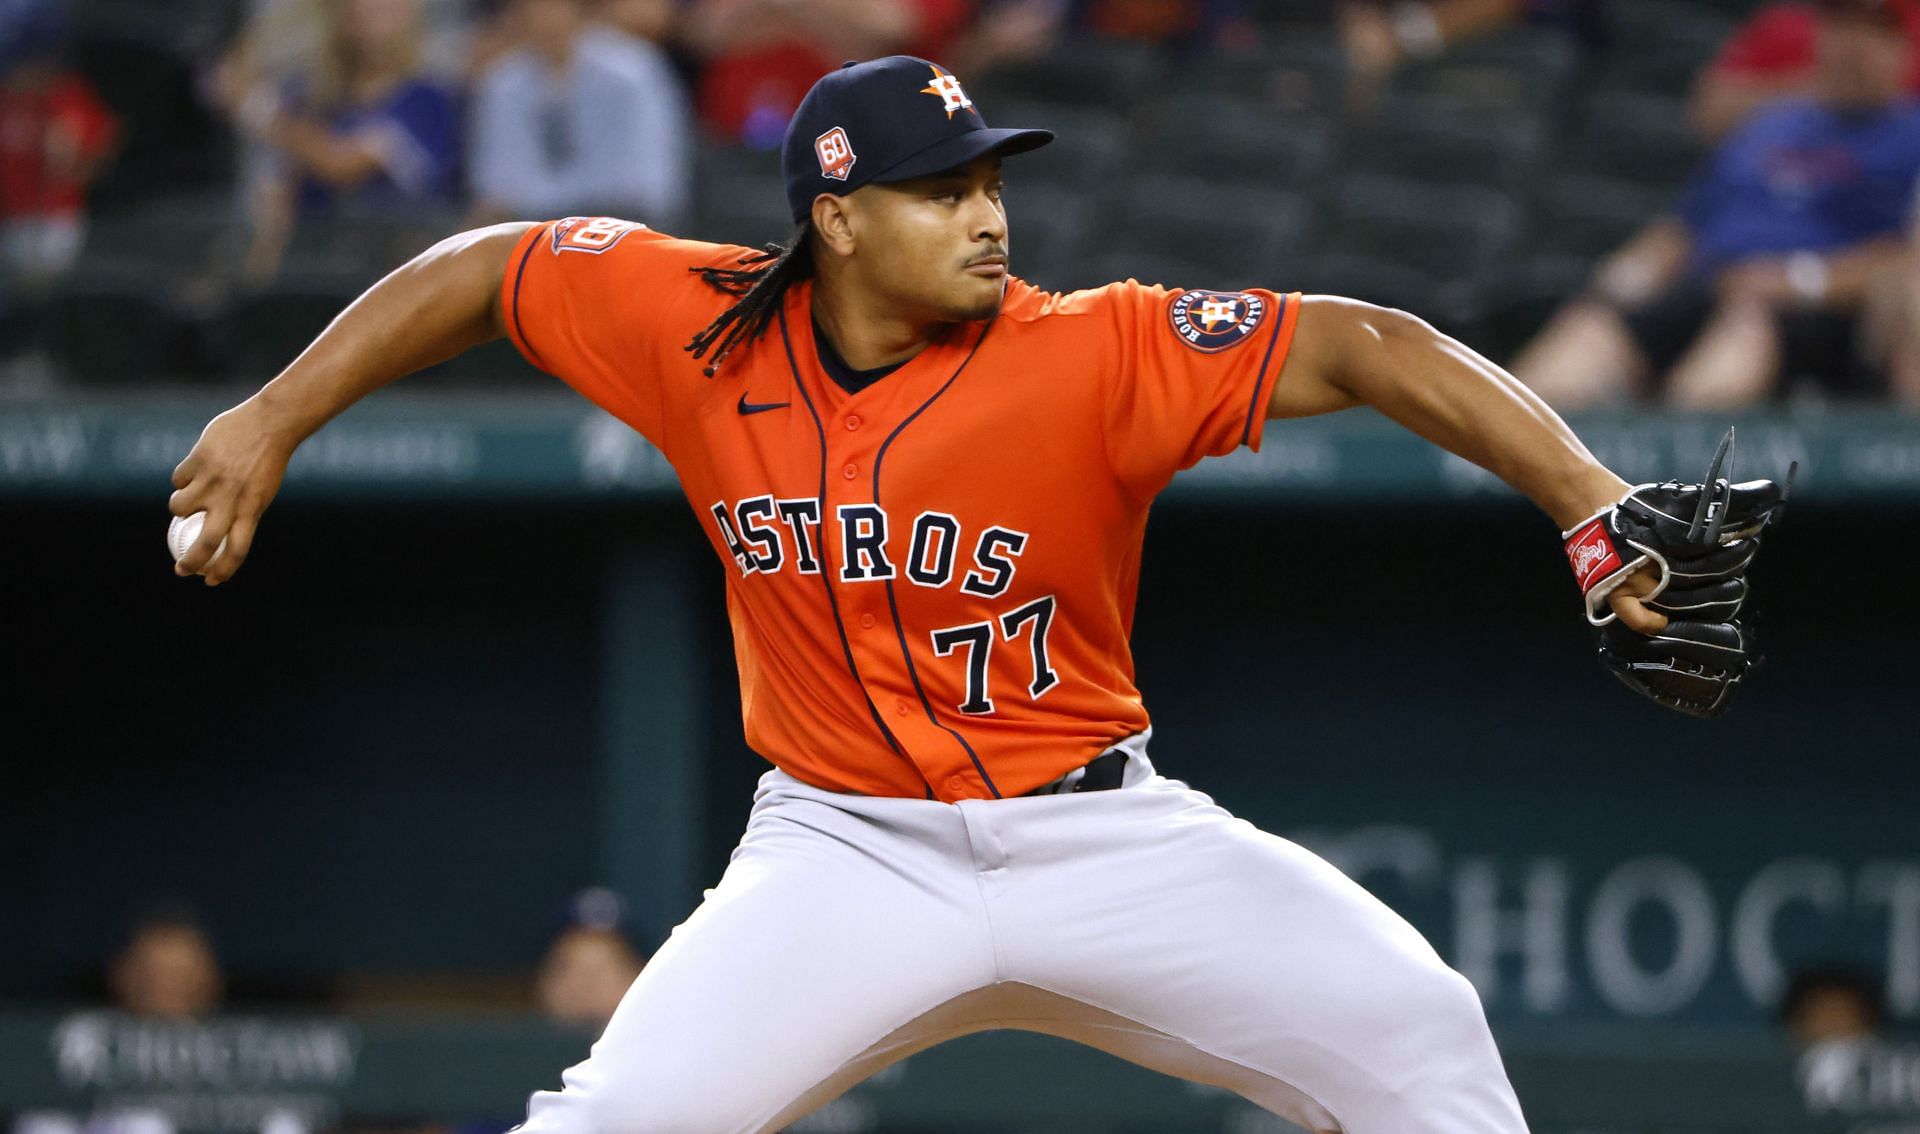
[221,0,461,281]
[468,0,691,229]
[1514,0,1920,408]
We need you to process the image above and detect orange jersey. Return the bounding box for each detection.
[502,218,1300,801]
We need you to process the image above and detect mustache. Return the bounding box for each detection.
[966,245,1009,266]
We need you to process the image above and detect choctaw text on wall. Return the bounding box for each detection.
[1297,825,1920,1021]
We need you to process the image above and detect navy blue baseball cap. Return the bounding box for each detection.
[781,56,1054,224]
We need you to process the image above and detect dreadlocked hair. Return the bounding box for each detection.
[685,220,816,377]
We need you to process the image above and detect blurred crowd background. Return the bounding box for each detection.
[6,0,1920,406]
[6,0,1920,1132]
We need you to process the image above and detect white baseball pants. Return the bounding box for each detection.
[514,737,1529,1134]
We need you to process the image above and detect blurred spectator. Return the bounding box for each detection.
[1337,0,1599,110]
[1069,0,1247,46]
[1780,964,1887,1046]
[536,888,647,1031]
[219,0,461,281]
[1691,0,1920,140]
[0,0,118,290]
[947,0,1061,76]
[680,0,975,147]
[1883,223,1920,403]
[109,911,224,1020]
[220,0,475,93]
[1513,0,1920,409]
[215,0,329,119]
[951,0,1250,79]
[468,0,691,227]
[598,0,677,44]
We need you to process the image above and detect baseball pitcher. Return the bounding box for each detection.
[170,57,1787,1134]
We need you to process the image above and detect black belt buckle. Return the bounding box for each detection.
[1072,748,1127,793]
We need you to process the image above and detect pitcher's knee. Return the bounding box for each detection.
[1424,970,1497,1048]
[1360,965,1502,1084]
[1370,969,1526,1130]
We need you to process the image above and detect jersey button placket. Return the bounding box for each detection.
[820,406,920,775]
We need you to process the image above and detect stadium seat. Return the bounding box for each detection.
[1056,252,1240,293]
[1475,253,1597,359]
[1392,28,1582,111]
[1605,0,1734,60]
[1345,107,1545,190]
[689,173,798,251]
[973,37,1165,110]
[1434,26,1583,74]
[696,140,782,184]
[1290,253,1488,339]
[1583,1,1732,102]
[78,195,244,284]
[1588,45,1718,100]
[40,280,198,384]
[221,280,368,382]
[1570,91,1708,189]
[1135,97,1335,189]
[1323,176,1521,282]
[1111,177,1311,281]
[1287,253,1437,315]
[72,0,233,60]
[280,210,463,289]
[1005,183,1103,278]
[74,36,233,207]
[1011,256,1089,294]
[1182,37,1350,113]
[422,337,549,389]
[992,103,1132,188]
[1529,173,1669,260]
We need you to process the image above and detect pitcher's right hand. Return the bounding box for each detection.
[168,402,295,585]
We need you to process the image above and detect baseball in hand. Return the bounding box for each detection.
[168,511,228,566]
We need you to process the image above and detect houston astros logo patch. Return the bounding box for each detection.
[920,64,974,119]
[815,127,856,181]
[1168,290,1267,352]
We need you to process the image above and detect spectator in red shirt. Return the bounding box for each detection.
[1692,0,1920,138]
[680,0,975,147]
[0,8,118,290]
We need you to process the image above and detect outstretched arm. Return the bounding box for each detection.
[1268,295,1664,631]
[168,221,537,585]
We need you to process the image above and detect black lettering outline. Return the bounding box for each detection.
[962,526,1029,598]
[735,495,783,573]
[710,501,753,576]
[907,511,960,588]
[999,594,1060,699]
[836,504,896,582]
[929,621,995,714]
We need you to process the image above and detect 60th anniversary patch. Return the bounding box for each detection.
[1168,290,1268,353]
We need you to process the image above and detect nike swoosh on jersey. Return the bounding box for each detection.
[737,394,791,415]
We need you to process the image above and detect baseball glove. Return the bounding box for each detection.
[1561,429,1791,719]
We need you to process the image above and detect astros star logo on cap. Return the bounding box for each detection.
[920,64,974,120]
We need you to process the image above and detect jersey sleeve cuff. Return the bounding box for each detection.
[501,222,553,373]
[1238,291,1301,454]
